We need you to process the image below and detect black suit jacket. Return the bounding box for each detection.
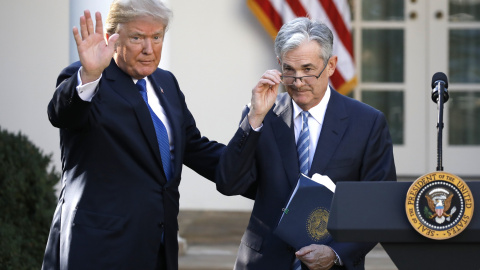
[42,60,224,270]
[216,90,397,270]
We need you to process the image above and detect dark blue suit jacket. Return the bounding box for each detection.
[216,90,396,270]
[42,60,224,270]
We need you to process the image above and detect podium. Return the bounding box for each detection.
[327,182,480,270]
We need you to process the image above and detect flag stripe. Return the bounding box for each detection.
[319,0,353,57]
[306,1,353,92]
[247,0,284,40]
[271,0,296,23]
[286,0,307,17]
[330,66,346,90]
[333,0,352,29]
[335,40,355,79]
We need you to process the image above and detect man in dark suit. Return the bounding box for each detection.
[216,18,396,270]
[42,1,223,269]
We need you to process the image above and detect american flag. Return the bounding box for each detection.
[247,0,356,95]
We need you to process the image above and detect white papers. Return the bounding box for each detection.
[311,173,336,193]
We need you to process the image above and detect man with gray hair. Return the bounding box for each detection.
[216,17,396,270]
[42,1,224,269]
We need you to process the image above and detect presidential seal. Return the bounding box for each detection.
[405,172,474,240]
[306,207,330,241]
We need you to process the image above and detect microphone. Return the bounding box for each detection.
[431,72,449,103]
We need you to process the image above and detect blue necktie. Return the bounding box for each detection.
[292,259,302,270]
[136,79,172,181]
[297,111,310,176]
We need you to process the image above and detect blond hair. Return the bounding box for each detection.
[105,0,172,35]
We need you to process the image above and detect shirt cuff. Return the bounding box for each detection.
[76,66,101,102]
[332,249,343,266]
[251,123,263,132]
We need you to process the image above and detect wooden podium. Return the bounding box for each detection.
[327,181,480,270]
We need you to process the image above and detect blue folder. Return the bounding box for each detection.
[273,174,335,250]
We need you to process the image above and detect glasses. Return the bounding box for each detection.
[280,58,330,86]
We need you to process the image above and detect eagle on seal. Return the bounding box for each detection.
[426,193,453,219]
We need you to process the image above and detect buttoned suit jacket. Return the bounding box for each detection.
[42,60,224,270]
[216,90,397,270]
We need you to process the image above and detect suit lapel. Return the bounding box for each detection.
[103,60,165,177]
[272,93,299,189]
[310,89,349,175]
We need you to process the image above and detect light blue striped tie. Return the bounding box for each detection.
[292,258,302,270]
[297,111,310,176]
[136,79,172,181]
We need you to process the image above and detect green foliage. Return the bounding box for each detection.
[0,127,59,270]
[424,206,433,218]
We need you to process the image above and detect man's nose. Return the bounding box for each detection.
[142,39,153,54]
[293,77,305,87]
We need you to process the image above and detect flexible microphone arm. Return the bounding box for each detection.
[431,72,449,171]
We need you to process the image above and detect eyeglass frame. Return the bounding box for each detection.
[280,57,330,86]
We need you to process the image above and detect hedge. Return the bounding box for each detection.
[0,127,58,269]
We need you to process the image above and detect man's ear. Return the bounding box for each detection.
[327,55,338,77]
[277,57,281,66]
[106,33,117,51]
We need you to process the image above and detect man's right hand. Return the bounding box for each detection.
[296,244,336,270]
[73,10,119,84]
[247,69,281,129]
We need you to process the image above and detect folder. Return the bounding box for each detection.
[273,173,336,250]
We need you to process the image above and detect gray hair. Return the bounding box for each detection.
[274,17,333,63]
[105,0,172,35]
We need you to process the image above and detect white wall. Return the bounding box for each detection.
[69,1,111,63]
[169,0,278,210]
[0,0,69,175]
[0,0,278,211]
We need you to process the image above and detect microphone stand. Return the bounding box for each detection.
[436,82,445,171]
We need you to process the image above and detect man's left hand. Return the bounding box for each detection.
[295,244,336,270]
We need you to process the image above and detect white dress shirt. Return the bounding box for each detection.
[292,86,331,170]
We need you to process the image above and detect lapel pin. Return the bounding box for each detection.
[161,88,164,94]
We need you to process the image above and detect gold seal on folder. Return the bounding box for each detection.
[306,207,330,242]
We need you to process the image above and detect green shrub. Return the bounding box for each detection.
[0,127,59,270]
